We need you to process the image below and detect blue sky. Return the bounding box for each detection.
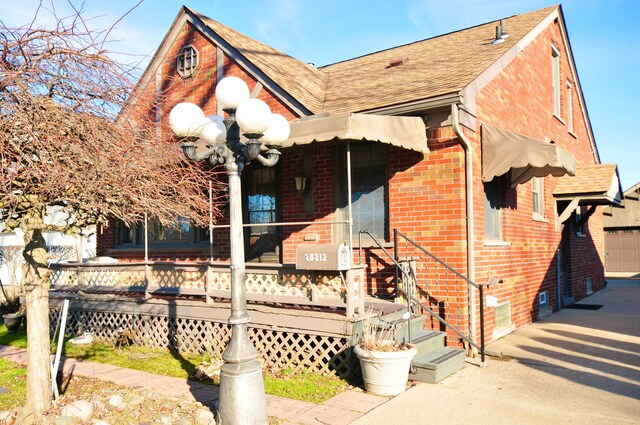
[2,0,639,190]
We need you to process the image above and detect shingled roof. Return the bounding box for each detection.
[190,8,327,114]
[554,164,621,198]
[190,5,558,115]
[320,5,558,113]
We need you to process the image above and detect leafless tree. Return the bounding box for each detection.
[0,2,223,421]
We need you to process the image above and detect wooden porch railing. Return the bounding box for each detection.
[48,260,366,317]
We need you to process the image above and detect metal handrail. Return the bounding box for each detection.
[394,229,480,289]
[358,230,414,344]
[359,229,485,366]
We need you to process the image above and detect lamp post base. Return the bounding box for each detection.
[217,358,268,425]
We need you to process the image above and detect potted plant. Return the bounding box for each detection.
[3,310,23,333]
[353,312,417,396]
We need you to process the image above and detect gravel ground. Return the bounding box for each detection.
[0,374,218,425]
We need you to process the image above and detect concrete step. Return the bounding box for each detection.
[377,312,425,340]
[408,329,446,353]
[410,347,466,384]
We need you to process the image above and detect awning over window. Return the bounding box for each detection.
[284,112,429,154]
[482,124,576,187]
[553,163,623,225]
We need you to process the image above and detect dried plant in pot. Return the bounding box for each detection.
[354,311,417,396]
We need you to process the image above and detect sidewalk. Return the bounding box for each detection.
[351,278,640,425]
[0,345,388,425]
[3,279,638,424]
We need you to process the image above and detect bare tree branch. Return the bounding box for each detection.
[0,3,225,420]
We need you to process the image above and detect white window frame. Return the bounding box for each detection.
[566,81,574,134]
[552,45,561,118]
[532,176,544,219]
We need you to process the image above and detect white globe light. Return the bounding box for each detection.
[236,98,271,135]
[215,76,250,110]
[200,114,227,145]
[261,114,290,145]
[169,102,205,137]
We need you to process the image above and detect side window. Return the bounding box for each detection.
[575,207,584,237]
[566,81,574,133]
[484,177,502,240]
[552,45,561,118]
[532,177,544,218]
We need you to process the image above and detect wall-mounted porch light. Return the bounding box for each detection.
[294,171,309,196]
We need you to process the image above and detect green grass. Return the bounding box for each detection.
[0,324,349,404]
[0,357,26,410]
[0,324,28,348]
[264,370,349,403]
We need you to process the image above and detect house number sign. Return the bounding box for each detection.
[304,252,328,262]
[296,243,351,271]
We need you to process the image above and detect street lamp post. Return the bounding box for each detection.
[169,76,290,425]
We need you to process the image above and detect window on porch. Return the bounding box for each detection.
[334,143,389,242]
[116,218,208,247]
[243,164,281,262]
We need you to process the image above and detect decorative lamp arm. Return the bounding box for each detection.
[254,149,281,167]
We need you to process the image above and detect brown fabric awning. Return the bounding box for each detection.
[284,112,429,154]
[482,124,576,187]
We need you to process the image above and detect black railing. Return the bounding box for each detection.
[358,229,485,366]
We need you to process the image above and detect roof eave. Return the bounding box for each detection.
[364,92,462,116]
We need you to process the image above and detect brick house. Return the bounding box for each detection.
[86,4,621,356]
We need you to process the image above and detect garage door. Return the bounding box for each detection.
[605,230,640,273]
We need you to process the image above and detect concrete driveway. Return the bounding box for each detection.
[350,279,640,425]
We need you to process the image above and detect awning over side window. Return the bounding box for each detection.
[482,124,576,187]
[553,163,623,226]
[284,112,429,154]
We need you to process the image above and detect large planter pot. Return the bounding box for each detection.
[354,342,417,396]
[2,314,23,333]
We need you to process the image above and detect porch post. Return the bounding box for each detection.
[346,141,354,255]
[144,212,151,298]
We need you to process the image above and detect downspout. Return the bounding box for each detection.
[451,104,477,352]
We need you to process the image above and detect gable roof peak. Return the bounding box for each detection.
[183,6,327,115]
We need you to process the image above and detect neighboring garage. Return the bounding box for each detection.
[604,182,640,275]
[606,230,640,272]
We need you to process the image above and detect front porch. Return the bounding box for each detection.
[49,260,372,377]
[48,231,478,381]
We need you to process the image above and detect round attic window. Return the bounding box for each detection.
[176,45,198,79]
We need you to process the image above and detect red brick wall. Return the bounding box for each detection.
[473,20,605,339]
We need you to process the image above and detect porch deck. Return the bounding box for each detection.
[47,260,398,377]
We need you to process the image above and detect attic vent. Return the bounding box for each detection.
[387,56,409,68]
[177,45,199,79]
